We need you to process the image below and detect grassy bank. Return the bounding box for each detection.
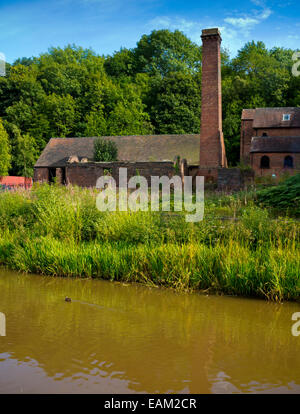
[0,184,299,301]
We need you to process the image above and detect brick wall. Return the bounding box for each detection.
[65,161,176,187]
[34,168,49,183]
[240,119,254,164]
[254,128,300,137]
[197,167,219,183]
[218,168,254,191]
[251,153,300,176]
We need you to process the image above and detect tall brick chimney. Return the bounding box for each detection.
[199,28,227,177]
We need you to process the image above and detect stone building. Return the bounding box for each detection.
[241,107,300,176]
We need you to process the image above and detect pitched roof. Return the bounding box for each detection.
[250,136,300,153]
[34,134,200,167]
[241,107,300,127]
[252,107,300,128]
[241,109,255,120]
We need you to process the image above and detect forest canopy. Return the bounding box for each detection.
[0,29,299,176]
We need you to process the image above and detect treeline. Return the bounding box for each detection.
[0,29,299,176]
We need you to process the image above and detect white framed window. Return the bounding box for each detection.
[282,114,291,121]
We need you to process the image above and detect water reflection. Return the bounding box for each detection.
[0,269,299,393]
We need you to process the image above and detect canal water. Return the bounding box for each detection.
[0,268,299,394]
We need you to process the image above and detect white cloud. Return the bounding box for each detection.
[147,2,273,56]
[147,16,204,45]
[148,16,246,55]
[148,17,200,34]
[224,16,260,30]
[224,6,272,36]
[260,8,272,19]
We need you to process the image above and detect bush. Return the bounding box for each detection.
[256,173,300,215]
[94,137,118,162]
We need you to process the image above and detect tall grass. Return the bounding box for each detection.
[0,183,299,301]
[257,173,300,215]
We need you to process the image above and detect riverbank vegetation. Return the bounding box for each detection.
[0,183,299,301]
[256,173,300,215]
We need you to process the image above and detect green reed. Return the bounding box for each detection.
[0,183,299,301]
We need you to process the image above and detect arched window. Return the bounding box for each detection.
[284,155,293,168]
[260,155,270,169]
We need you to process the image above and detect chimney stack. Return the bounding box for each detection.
[199,28,227,174]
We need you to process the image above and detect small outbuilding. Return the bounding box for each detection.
[34,134,200,187]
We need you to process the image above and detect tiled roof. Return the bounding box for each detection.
[242,107,300,127]
[35,134,200,167]
[250,136,300,153]
[252,107,300,128]
[241,109,255,120]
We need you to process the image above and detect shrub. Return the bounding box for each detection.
[256,173,300,215]
[94,137,118,162]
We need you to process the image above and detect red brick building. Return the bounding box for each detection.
[241,107,300,176]
[34,134,199,187]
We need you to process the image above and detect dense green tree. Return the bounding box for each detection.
[133,30,202,76]
[13,57,35,66]
[0,118,11,176]
[231,41,290,105]
[0,32,299,173]
[12,127,38,177]
[104,48,135,78]
[106,81,153,135]
[105,30,202,78]
[42,93,76,137]
[85,107,107,137]
[147,71,201,134]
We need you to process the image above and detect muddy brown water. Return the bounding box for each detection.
[0,268,299,394]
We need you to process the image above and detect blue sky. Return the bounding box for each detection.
[0,0,299,63]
